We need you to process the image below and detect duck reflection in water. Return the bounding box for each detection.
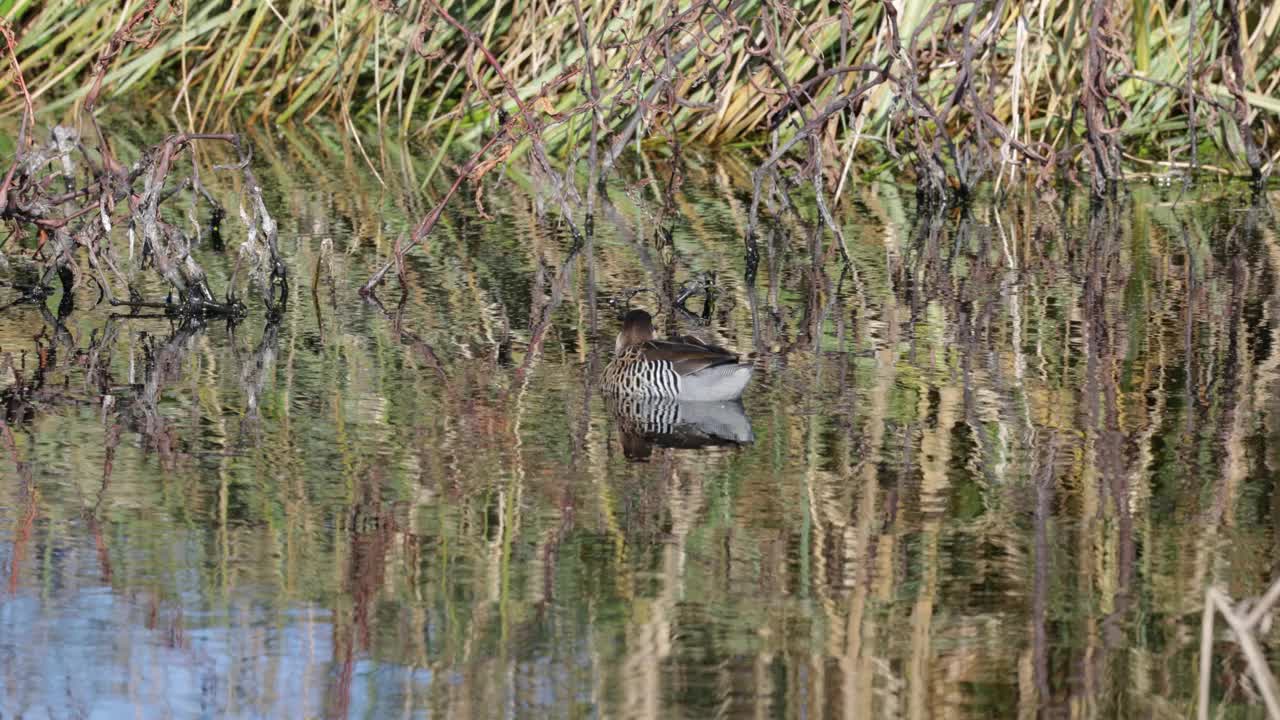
[608,396,754,461]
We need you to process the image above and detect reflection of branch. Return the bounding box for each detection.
[95,320,205,468]
[509,237,585,394]
[88,436,117,585]
[236,317,282,424]
[1199,584,1280,719]
[1032,436,1058,705]
[1,414,34,596]
[364,290,447,381]
[0,415,22,469]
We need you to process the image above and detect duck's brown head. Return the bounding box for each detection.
[616,309,655,352]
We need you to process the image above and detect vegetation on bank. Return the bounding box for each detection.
[0,0,1277,196]
[0,0,1277,314]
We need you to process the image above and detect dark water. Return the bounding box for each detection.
[1,125,1279,718]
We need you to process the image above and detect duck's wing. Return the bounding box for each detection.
[670,334,735,354]
[640,339,740,376]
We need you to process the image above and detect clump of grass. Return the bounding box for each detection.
[0,4,288,322]
[0,0,1276,192]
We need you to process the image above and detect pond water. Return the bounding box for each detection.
[1,122,1279,718]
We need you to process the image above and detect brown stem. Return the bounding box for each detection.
[1220,0,1262,181]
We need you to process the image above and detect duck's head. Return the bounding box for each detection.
[616,309,655,352]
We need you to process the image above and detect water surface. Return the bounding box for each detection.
[1,125,1279,718]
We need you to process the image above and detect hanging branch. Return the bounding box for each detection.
[359,123,513,296]
[360,0,591,295]
[1218,0,1263,182]
[1081,0,1127,196]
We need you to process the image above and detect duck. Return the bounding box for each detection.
[602,309,753,401]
